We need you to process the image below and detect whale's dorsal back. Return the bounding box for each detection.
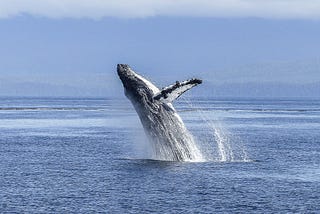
[153,78,202,103]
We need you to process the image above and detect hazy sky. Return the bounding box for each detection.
[0,1,319,97]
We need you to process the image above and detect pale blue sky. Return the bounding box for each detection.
[0,1,319,97]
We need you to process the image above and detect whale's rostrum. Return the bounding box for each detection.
[117,64,203,161]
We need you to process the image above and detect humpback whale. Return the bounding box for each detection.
[117,64,203,161]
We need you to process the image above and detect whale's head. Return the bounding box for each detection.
[117,64,159,104]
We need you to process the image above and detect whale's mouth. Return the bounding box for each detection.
[117,64,131,84]
[117,64,139,84]
[117,64,160,95]
[117,64,130,75]
[117,64,137,94]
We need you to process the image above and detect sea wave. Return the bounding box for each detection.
[177,108,320,113]
[0,107,105,111]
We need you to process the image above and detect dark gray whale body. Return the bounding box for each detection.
[117,64,203,161]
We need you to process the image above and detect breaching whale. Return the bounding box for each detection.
[117,64,203,161]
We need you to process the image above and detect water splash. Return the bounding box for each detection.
[147,116,205,162]
[131,97,250,162]
[182,98,250,162]
[205,119,250,162]
[132,111,204,162]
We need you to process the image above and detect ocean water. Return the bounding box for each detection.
[0,97,319,213]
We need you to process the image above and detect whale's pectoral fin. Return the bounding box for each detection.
[153,78,202,103]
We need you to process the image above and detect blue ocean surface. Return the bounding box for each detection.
[0,97,319,213]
